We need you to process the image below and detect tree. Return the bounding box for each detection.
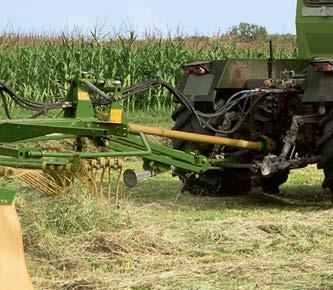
[228,22,268,42]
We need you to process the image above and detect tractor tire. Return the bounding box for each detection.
[172,106,217,196]
[172,106,252,196]
[172,106,212,154]
[318,117,333,193]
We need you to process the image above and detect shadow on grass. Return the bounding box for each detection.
[123,178,333,213]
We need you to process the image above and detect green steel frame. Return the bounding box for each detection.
[0,77,229,204]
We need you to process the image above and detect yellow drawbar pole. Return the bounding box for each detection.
[128,123,275,152]
[0,204,34,290]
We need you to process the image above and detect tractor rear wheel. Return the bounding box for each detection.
[172,106,212,154]
[172,106,252,196]
[319,116,333,193]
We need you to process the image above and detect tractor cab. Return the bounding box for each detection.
[297,0,333,58]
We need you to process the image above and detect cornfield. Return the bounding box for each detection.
[0,32,297,111]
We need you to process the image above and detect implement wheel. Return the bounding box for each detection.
[260,170,289,194]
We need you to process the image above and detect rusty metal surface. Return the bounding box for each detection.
[303,71,333,102]
[177,60,226,103]
[217,59,309,89]
[178,59,309,103]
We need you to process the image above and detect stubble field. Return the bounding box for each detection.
[15,112,333,290]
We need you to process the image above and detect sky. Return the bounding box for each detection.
[0,0,297,36]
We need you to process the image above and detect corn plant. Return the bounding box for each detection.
[0,32,296,111]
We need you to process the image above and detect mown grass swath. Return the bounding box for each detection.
[0,32,296,111]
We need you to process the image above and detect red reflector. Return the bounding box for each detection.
[311,61,333,72]
[183,66,207,76]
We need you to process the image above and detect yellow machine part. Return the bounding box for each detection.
[0,204,34,290]
[128,123,276,152]
[98,112,275,152]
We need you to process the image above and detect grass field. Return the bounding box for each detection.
[14,112,333,290]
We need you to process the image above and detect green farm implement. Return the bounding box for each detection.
[2,0,333,288]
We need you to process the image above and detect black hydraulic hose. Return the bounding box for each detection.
[0,82,71,111]
[199,93,266,135]
[108,79,266,135]
[100,79,204,126]
[0,79,268,136]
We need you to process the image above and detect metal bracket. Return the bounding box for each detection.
[303,6,333,16]
[260,115,320,176]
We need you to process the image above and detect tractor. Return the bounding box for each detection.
[171,0,333,195]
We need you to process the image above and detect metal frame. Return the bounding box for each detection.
[0,78,228,204]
